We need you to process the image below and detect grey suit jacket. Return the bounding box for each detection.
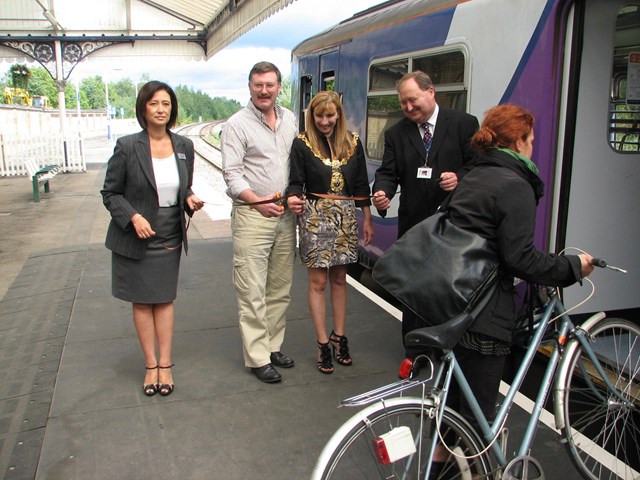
[101,130,195,260]
[373,107,478,238]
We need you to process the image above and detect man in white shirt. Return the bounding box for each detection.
[221,61,304,383]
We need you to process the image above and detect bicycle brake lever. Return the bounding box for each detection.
[606,264,628,274]
[591,258,628,274]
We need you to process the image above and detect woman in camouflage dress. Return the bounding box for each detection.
[287,91,373,374]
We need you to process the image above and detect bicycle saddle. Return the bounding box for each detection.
[404,312,475,351]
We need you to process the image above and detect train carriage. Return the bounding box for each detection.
[291,0,640,315]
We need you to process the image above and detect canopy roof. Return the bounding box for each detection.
[0,0,295,78]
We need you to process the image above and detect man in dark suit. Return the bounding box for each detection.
[372,70,478,354]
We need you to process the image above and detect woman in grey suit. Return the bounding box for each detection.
[101,81,204,397]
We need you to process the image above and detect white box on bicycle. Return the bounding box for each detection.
[373,426,416,464]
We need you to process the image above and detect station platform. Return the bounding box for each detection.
[0,136,587,479]
[0,142,406,480]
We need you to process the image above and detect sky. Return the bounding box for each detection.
[3,0,383,104]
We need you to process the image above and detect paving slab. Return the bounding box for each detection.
[0,136,591,480]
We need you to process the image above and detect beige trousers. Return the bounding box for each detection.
[230,206,296,367]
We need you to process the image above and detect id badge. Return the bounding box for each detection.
[417,167,433,179]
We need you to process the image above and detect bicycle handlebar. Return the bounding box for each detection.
[590,258,627,273]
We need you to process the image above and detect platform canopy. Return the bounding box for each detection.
[0,0,296,80]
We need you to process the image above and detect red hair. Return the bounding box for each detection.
[472,104,534,153]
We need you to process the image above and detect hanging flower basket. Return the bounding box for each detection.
[10,64,31,89]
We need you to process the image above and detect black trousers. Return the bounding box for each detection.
[401,306,428,356]
[446,345,506,431]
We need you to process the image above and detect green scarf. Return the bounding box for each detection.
[495,147,539,175]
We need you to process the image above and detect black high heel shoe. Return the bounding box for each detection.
[158,364,175,396]
[330,330,352,366]
[143,365,158,396]
[317,341,334,374]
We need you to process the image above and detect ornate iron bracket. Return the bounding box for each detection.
[0,37,133,86]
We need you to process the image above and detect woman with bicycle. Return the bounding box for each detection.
[443,103,595,438]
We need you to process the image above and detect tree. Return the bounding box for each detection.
[1,65,242,120]
[81,76,107,110]
[175,84,241,124]
[27,68,58,107]
[278,76,292,110]
[109,78,136,118]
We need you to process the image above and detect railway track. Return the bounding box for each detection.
[176,121,223,170]
[175,121,230,217]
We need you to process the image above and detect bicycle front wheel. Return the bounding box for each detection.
[311,397,494,480]
[559,317,640,480]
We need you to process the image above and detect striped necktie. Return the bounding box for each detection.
[421,122,432,151]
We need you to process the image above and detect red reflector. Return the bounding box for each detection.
[373,436,391,464]
[398,358,414,379]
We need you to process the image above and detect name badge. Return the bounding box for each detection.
[417,167,433,179]
[177,153,186,159]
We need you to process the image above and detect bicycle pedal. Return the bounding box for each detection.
[373,426,416,464]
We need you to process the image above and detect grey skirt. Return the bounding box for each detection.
[112,206,183,304]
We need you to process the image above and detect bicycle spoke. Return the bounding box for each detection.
[313,399,493,479]
[561,318,640,480]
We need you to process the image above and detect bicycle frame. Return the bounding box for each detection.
[430,287,633,471]
[324,285,637,480]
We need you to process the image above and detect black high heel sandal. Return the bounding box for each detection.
[330,330,352,366]
[317,341,334,374]
[158,364,175,396]
[143,365,158,396]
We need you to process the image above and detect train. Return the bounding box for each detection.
[291,0,640,315]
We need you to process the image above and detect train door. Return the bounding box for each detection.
[558,0,639,312]
[295,50,339,129]
[299,74,313,128]
[320,50,339,92]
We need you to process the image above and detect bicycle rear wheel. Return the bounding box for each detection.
[311,397,494,480]
[559,317,640,480]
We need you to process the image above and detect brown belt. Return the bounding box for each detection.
[233,192,371,207]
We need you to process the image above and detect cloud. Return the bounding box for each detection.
[172,46,293,104]
[235,0,378,49]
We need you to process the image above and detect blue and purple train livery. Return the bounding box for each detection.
[291,0,640,315]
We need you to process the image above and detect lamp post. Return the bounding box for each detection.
[105,69,122,140]
[105,76,111,140]
[76,82,81,132]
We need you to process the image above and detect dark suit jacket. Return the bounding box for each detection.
[101,130,195,260]
[372,106,478,238]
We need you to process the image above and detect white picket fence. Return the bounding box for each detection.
[0,132,86,176]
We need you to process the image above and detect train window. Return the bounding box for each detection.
[366,95,404,160]
[369,60,408,91]
[366,50,469,161]
[609,5,640,152]
[413,52,465,85]
[322,72,336,91]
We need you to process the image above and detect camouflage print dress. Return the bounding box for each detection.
[298,196,358,268]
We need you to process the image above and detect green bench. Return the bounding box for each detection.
[24,158,60,202]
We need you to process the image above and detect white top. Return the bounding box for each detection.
[152,154,179,207]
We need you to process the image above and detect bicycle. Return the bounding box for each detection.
[312,259,638,479]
